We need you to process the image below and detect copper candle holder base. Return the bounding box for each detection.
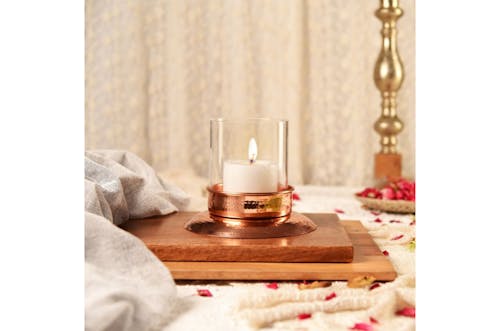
[184,211,317,239]
[184,185,317,239]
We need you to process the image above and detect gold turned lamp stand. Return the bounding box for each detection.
[373,0,405,180]
[185,118,317,239]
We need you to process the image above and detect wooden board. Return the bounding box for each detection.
[163,221,396,281]
[121,212,354,263]
[121,213,397,281]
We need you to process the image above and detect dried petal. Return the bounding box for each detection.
[373,218,383,223]
[292,193,301,201]
[197,289,212,297]
[297,313,311,320]
[370,211,381,216]
[347,275,376,288]
[409,220,416,226]
[350,322,373,331]
[369,317,379,324]
[334,208,345,214]
[396,307,415,318]
[391,234,404,241]
[324,292,337,301]
[389,220,401,223]
[407,239,416,252]
[298,280,332,290]
[369,283,381,291]
[266,282,279,290]
[382,250,389,256]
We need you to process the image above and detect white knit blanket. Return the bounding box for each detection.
[166,186,415,331]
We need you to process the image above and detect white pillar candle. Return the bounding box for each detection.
[222,138,278,193]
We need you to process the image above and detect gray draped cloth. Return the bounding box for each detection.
[85,150,190,331]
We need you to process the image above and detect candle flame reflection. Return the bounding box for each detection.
[248,138,258,163]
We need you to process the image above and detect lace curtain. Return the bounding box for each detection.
[85,0,415,186]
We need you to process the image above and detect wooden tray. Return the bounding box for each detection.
[121,213,397,281]
[121,212,353,263]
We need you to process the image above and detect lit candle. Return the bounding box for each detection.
[223,138,278,193]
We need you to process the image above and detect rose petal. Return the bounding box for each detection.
[350,322,373,331]
[409,220,416,226]
[396,307,415,318]
[391,234,404,241]
[369,283,381,291]
[325,292,337,301]
[389,220,401,223]
[266,282,279,290]
[373,218,383,223]
[382,250,389,256]
[334,208,345,214]
[197,289,212,297]
[292,193,301,201]
[297,313,312,320]
[370,211,381,216]
[369,317,379,324]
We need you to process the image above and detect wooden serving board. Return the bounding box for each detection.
[121,212,396,281]
[121,212,353,263]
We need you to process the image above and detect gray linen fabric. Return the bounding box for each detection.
[85,150,190,331]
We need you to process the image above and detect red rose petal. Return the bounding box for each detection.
[334,208,345,214]
[391,234,404,241]
[297,313,312,320]
[325,292,337,301]
[396,307,415,318]
[373,218,383,223]
[266,282,279,290]
[350,322,373,331]
[382,250,389,256]
[369,283,381,291]
[292,193,301,201]
[369,317,379,324]
[409,220,416,226]
[370,211,381,216]
[197,289,212,297]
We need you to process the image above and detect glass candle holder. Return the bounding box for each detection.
[209,118,288,193]
[184,118,316,239]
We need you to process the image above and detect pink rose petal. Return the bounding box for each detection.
[369,317,379,324]
[350,322,373,331]
[266,282,279,290]
[396,307,415,318]
[325,292,337,301]
[334,208,345,214]
[197,289,212,297]
[297,313,312,320]
[370,211,381,216]
[391,234,404,241]
[292,193,301,201]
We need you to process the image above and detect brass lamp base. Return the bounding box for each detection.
[184,211,317,239]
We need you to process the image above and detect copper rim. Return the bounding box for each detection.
[207,184,293,220]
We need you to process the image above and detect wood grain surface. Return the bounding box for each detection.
[121,213,397,281]
[121,212,354,263]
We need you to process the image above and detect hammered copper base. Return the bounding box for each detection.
[184,211,317,239]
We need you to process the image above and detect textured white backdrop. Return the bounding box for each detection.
[85,0,415,186]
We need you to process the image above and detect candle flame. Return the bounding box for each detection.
[248,138,257,163]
